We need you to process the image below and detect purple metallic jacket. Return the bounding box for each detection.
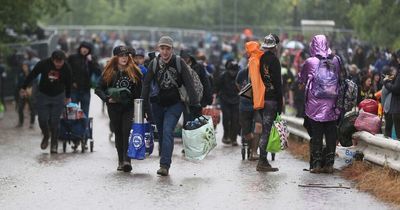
[298,35,340,122]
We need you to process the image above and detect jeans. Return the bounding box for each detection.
[259,100,278,159]
[309,118,338,167]
[36,92,65,147]
[71,89,91,117]
[152,102,184,168]
[107,104,133,163]
[220,101,240,142]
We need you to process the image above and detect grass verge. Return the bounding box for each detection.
[287,135,400,206]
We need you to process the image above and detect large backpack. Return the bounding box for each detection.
[337,111,358,147]
[151,56,203,104]
[336,56,358,113]
[311,55,339,99]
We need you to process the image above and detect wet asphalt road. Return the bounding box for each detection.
[0,94,395,210]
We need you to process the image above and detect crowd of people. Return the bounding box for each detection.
[3,29,399,176]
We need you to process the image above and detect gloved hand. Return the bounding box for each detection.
[189,105,202,118]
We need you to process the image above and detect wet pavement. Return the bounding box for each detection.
[0,95,395,210]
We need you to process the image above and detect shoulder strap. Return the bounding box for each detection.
[246,68,251,83]
[151,57,158,74]
[175,55,182,73]
[335,55,346,78]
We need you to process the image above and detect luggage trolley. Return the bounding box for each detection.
[58,103,94,153]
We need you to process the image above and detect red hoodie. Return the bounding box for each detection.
[245,41,265,110]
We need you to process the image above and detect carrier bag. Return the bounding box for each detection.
[182,116,217,160]
[0,101,4,119]
[202,105,221,128]
[266,117,281,153]
[273,114,289,150]
[354,110,382,134]
[144,122,154,155]
[358,99,378,115]
[127,123,146,160]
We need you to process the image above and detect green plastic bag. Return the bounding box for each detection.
[106,87,131,104]
[266,115,281,153]
[0,102,4,119]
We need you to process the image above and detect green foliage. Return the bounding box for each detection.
[0,0,69,43]
[2,0,400,49]
[349,0,400,49]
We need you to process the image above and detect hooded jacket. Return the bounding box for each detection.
[298,35,340,122]
[245,41,265,110]
[187,55,213,107]
[68,42,101,91]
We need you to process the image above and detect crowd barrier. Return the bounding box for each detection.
[282,115,400,171]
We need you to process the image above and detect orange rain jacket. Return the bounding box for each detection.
[245,41,266,110]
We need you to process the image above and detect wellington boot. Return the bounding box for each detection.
[249,134,260,161]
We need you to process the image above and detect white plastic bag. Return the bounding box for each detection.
[182,116,217,160]
[335,146,358,168]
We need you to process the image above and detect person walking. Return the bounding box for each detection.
[236,41,265,160]
[298,35,342,174]
[68,41,101,117]
[254,34,283,172]
[215,59,241,146]
[95,46,142,172]
[20,50,72,153]
[16,61,35,128]
[141,36,201,176]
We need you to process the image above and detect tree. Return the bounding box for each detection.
[0,0,69,43]
[348,0,400,49]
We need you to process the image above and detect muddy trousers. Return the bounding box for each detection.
[308,119,337,168]
[36,92,64,148]
[107,104,133,163]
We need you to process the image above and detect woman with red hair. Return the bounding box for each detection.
[95,45,142,172]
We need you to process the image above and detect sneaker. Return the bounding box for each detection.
[40,134,49,150]
[117,162,123,171]
[256,159,279,172]
[157,166,169,176]
[15,124,23,128]
[222,138,231,145]
[122,161,132,172]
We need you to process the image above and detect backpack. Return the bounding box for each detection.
[336,56,358,113]
[311,56,339,99]
[196,63,213,106]
[337,111,358,147]
[151,56,203,104]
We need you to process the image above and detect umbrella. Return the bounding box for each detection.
[283,40,305,49]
